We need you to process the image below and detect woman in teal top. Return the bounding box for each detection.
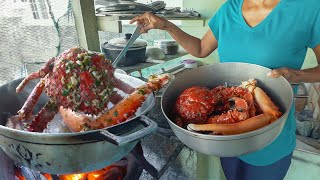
[131,0,320,179]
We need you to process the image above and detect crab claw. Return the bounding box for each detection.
[60,74,171,132]
[228,97,248,112]
[241,79,282,118]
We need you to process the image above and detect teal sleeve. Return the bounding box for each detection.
[307,8,320,48]
[208,10,221,41]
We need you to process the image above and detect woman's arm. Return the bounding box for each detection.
[164,22,218,58]
[130,13,218,58]
[268,45,320,83]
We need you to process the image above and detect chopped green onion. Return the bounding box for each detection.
[83,58,90,65]
[95,80,101,86]
[67,82,74,90]
[62,89,69,96]
[138,88,146,95]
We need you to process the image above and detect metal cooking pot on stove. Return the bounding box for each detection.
[101,34,147,66]
[161,62,293,157]
[0,73,157,174]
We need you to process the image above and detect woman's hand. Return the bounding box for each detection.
[267,67,299,83]
[129,12,171,33]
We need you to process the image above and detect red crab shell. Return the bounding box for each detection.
[44,47,115,115]
[175,86,218,124]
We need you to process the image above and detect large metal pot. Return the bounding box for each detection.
[0,73,157,174]
[161,62,293,157]
[101,33,147,66]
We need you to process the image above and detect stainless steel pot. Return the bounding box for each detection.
[101,34,147,66]
[0,73,157,174]
[161,62,293,157]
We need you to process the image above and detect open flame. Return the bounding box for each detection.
[14,163,127,180]
[59,165,126,180]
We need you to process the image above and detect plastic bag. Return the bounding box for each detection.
[295,110,320,139]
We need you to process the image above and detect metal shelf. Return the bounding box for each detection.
[96,14,206,33]
[96,13,205,21]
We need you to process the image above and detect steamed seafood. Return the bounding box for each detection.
[16,47,170,132]
[175,78,282,135]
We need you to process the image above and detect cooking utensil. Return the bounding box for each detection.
[161,62,293,157]
[0,73,157,174]
[101,25,147,67]
[112,25,142,67]
[102,33,147,66]
[102,25,144,67]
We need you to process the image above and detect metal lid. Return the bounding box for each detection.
[109,33,147,48]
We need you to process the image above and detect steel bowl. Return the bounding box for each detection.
[0,73,157,174]
[161,62,293,157]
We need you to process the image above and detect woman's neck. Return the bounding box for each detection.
[242,0,281,27]
[245,0,280,9]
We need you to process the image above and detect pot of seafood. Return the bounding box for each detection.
[161,62,293,157]
[0,73,158,175]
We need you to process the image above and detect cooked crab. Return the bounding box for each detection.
[16,47,170,132]
[175,79,282,135]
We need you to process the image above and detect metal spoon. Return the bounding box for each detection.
[112,24,143,68]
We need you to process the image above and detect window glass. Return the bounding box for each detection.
[0,0,79,85]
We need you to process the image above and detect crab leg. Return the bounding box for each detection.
[18,80,45,120]
[27,101,58,132]
[241,79,282,118]
[187,113,275,135]
[16,57,55,93]
[82,74,170,130]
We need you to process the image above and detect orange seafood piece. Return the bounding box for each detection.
[188,113,275,135]
[175,86,217,124]
[241,79,282,118]
[61,74,170,131]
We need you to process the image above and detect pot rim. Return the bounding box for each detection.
[108,35,147,48]
[102,42,147,51]
[0,93,154,143]
[160,62,293,141]
[0,73,155,144]
[163,105,290,141]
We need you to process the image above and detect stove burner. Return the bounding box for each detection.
[1,142,158,180]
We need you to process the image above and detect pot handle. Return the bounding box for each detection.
[99,115,157,146]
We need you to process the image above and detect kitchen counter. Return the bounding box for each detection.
[118,50,188,75]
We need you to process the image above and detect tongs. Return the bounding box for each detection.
[112,24,143,68]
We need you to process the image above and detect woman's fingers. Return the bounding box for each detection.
[140,24,154,34]
[129,15,144,24]
[130,13,152,24]
[267,67,298,83]
[267,70,280,78]
[267,68,289,78]
[130,12,168,33]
